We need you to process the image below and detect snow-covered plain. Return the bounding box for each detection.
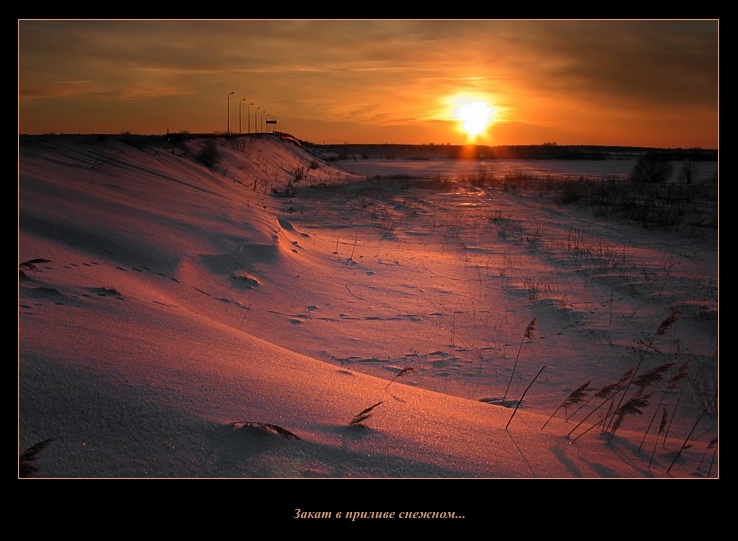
[19,134,718,484]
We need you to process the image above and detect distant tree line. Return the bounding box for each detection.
[302,142,717,162]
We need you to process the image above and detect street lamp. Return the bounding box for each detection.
[247,102,254,134]
[239,98,246,134]
[254,107,260,133]
[227,91,235,134]
[261,111,266,134]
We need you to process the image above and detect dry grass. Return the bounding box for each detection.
[567,366,636,440]
[349,401,384,428]
[19,258,53,280]
[506,365,546,430]
[20,258,52,271]
[541,379,591,430]
[667,394,717,474]
[19,438,55,478]
[229,421,301,440]
[601,309,680,437]
[609,389,653,436]
[502,317,536,406]
[385,367,414,391]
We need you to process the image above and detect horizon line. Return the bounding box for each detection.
[18,132,718,152]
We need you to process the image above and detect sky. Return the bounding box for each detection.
[18,19,719,148]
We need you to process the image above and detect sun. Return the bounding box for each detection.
[454,100,496,137]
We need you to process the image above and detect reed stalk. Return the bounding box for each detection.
[506,365,545,430]
[502,318,536,407]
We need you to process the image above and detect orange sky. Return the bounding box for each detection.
[18,19,719,148]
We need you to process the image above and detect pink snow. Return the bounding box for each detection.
[19,134,718,479]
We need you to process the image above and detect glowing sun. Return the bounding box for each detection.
[454,100,496,137]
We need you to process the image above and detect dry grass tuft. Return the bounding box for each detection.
[656,308,680,336]
[699,437,719,477]
[385,367,414,391]
[639,360,691,452]
[230,421,301,440]
[667,360,691,390]
[600,311,681,438]
[648,407,669,469]
[609,390,653,436]
[542,379,591,430]
[667,395,716,474]
[524,317,537,339]
[567,366,636,440]
[19,258,52,271]
[632,362,676,389]
[598,367,636,399]
[19,438,55,478]
[20,258,53,279]
[349,401,384,427]
[506,365,545,430]
[561,380,591,409]
[503,317,537,406]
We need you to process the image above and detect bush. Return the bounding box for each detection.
[678,159,698,184]
[195,140,219,169]
[554,180,581,204]
[630,153,673,184]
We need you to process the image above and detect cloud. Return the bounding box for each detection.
[18,20,718,146]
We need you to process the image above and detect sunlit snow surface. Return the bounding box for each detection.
[19,135,718,479]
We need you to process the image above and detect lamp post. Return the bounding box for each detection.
[239,99,246,134]
[261,111,266,134]
[247,102,254,134]
[254,107,260,133]
[227,91,235,134]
